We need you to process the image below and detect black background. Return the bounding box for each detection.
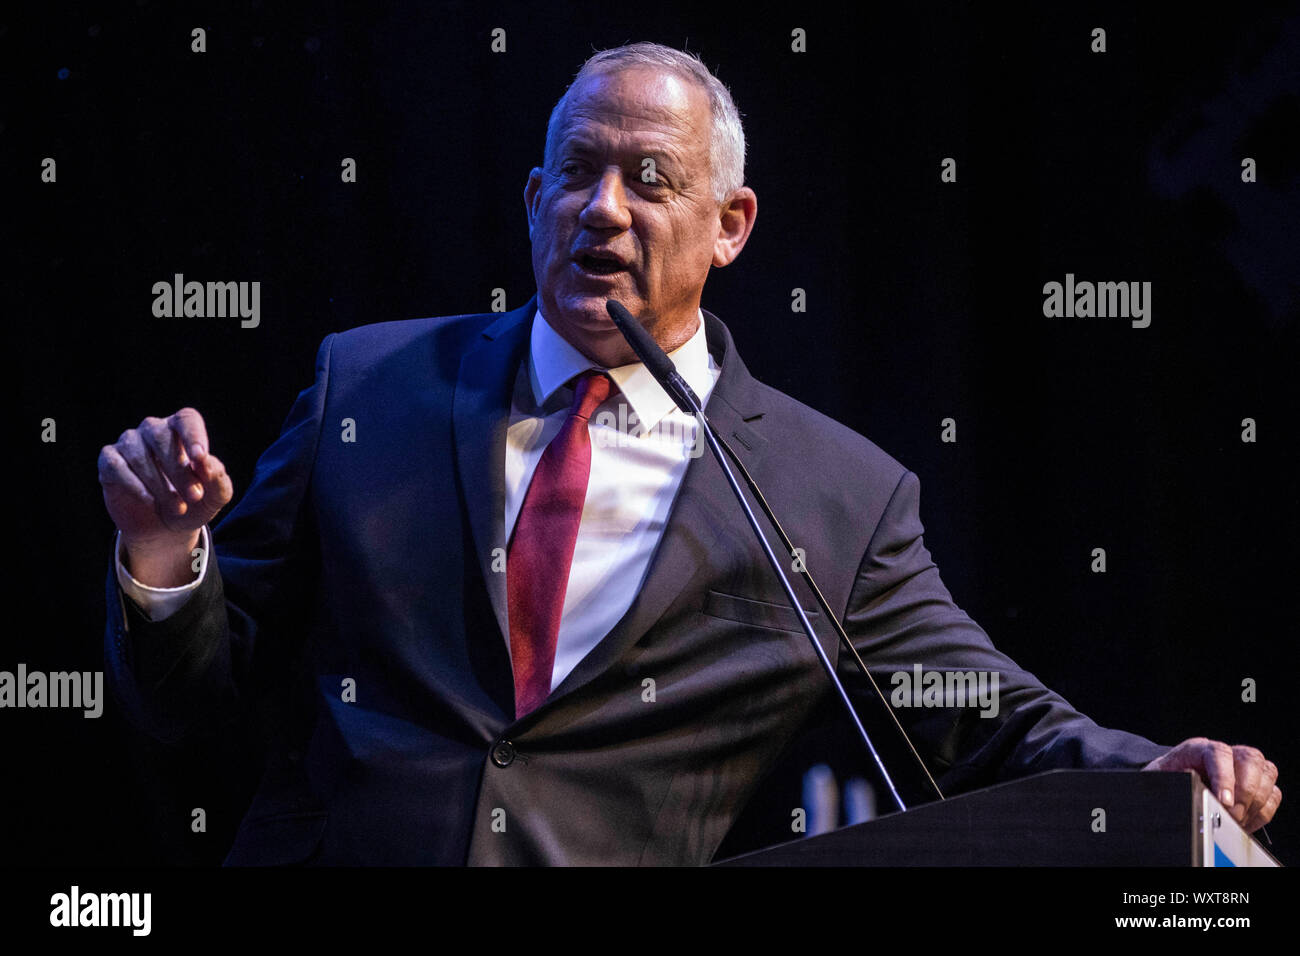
[8,1,1298,866]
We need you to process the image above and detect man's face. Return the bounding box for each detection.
[525,66,745,366]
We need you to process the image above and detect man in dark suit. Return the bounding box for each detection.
[98,42,1280,865]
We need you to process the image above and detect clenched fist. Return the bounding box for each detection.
[98,407,234,587]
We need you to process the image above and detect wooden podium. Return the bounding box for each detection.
[716,770,1281,866]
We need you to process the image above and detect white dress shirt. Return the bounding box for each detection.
[506,305,719,689]
[116,305,720,693]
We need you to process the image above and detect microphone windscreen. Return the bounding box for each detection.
[605,300,678,385]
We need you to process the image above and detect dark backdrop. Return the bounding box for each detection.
[8,1,1298,865]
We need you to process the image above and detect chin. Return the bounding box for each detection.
[553,293,625,330]
[545,302,632,361]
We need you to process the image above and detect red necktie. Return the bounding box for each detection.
[507,369,613,718]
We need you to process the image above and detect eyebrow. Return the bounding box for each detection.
[559,138,680,170]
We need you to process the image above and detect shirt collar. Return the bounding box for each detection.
[530,303,715,432]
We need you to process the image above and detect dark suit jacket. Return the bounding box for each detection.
[104,295,1169,865]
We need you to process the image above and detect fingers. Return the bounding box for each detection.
[1231,747,1270,825]
[115,425,187,522]
[140,415,202,504]
[97,442,150,501]
[170,407,211,468]
[1245,785,1282,833]
[166,408,232,508]
[101,407,232,544]
[1148,738,1281,833]
[130,409,226,509]
[1199,740,1237,812]
[192,448,234,510]
[1239,757,1280,832]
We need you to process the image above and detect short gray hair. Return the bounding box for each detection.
[543,42,746,203]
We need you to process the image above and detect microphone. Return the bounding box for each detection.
[605,300,699,415]
[605,300,945,813]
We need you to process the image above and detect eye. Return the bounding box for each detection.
[632,174,672,198]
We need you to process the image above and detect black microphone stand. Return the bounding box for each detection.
[606,300,941,814]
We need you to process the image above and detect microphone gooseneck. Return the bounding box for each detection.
[604,299,945,814]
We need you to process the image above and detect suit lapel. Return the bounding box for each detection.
[539,310,769,714]
[451,297,535,648]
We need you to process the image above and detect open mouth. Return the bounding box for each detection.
[576,254,627,276]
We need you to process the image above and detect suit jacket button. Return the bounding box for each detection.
[491,739,515,768]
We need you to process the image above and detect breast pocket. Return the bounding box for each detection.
[702,590,821,633]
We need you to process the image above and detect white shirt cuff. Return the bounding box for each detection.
[115,526,210,623]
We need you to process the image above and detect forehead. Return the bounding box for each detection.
[555,66,710,157]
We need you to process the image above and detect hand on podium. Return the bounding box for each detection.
[1143,737,1281,832]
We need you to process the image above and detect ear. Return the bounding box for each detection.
[524,167,544,239]
[712,186,758,268]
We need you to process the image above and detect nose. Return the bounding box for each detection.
[578,167,632,231]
